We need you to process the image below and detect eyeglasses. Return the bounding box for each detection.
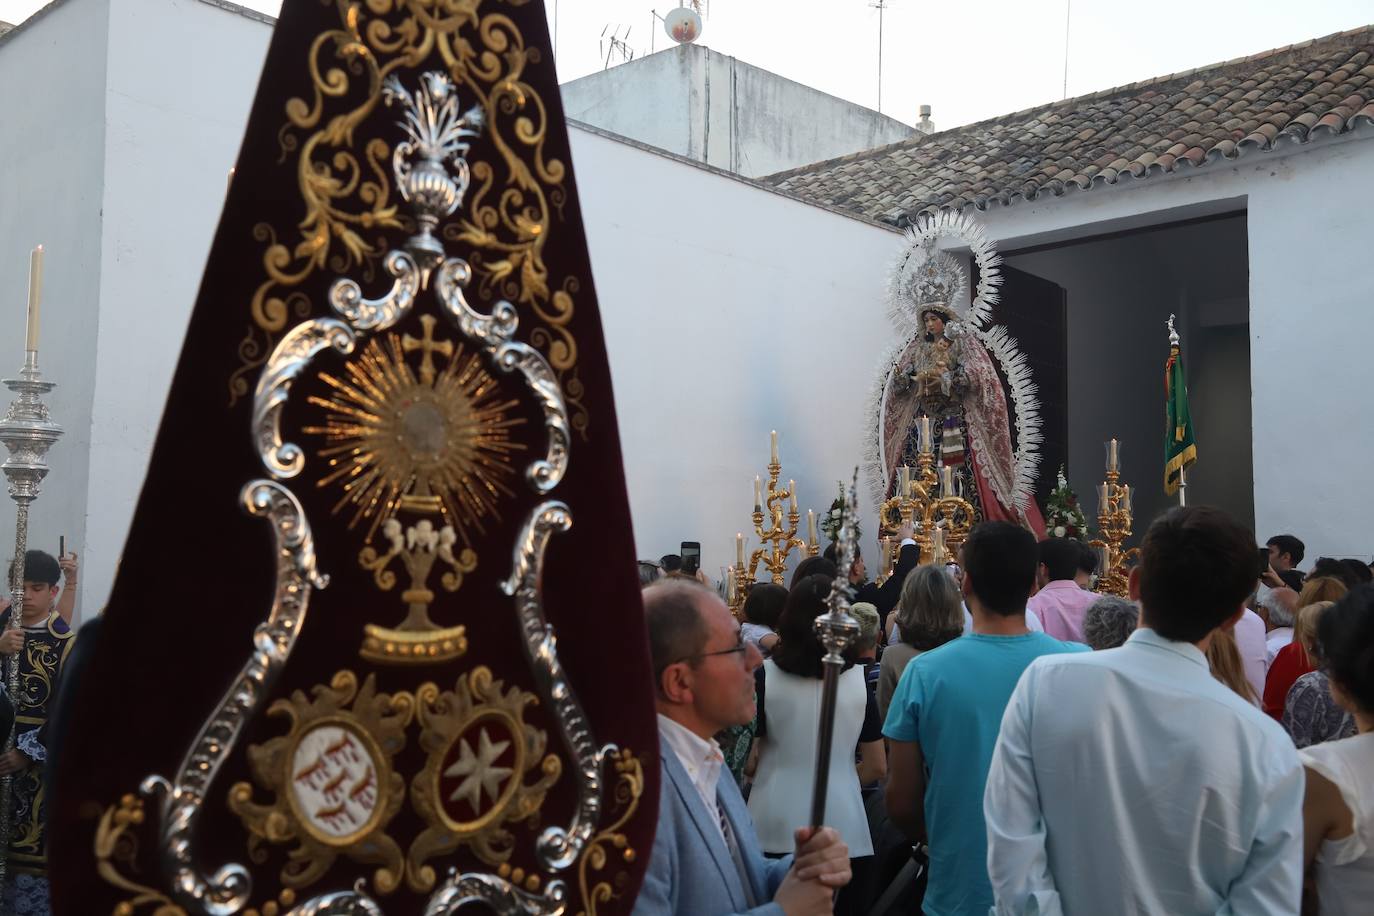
[685,638,750,664]
[659,637,750,674]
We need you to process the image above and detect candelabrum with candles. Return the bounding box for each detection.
[875,415,976,578]
[727,430,819,614]
[1088,437,1138,597]
[0,245,61,884]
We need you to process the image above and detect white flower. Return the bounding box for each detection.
[1053,526,1066,538]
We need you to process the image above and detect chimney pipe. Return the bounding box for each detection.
[916,104,935,134]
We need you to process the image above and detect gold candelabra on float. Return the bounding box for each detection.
[875,415,976,581]
[1088,437,1139,597]
[727,430,819,614]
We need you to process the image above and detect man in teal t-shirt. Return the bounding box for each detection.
[883,522,1089,916]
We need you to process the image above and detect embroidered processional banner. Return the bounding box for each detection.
[47,1,657,913]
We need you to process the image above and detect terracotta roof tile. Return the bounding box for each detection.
[767,26,1374,222]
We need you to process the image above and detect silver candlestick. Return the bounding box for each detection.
[808,470,862,830]
[0,348,63,886]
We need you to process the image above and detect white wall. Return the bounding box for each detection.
[562,44,916,178]
[81,0,269,610]
[569,124,902,574]
[973,132,1374,562]
[561,48,695,166]
[0,0,110,594]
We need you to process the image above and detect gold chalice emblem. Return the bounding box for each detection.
[304,315,526,663]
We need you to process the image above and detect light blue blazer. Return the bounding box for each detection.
[632,734,791,915]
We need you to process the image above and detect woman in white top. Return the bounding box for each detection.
[1301,585,1374,914]
[747,574,884,916]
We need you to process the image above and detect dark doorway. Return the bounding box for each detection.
[995,266,1069,513]
[1002,212,1252,532]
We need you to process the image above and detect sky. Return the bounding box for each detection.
[1,0,1371,129]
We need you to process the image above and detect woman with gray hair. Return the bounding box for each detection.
[1082,595,1139,650]
[877,564,963,719]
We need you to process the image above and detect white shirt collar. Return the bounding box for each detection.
[657,713,724,807]
[1127,627,1208,669]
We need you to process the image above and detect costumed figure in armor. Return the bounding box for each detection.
[867,212,1046,535]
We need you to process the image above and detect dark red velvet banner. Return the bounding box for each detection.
[48,1,657,913]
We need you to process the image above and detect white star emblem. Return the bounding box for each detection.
[444,728,514,813]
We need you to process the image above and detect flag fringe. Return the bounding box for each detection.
[1164,443,1198,495]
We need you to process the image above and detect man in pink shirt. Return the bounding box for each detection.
[1027,539,1099,643]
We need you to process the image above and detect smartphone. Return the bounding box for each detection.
[1257,547,1271,578]
[680,541,701,575]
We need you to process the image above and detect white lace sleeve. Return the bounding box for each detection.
[16,728,45,764]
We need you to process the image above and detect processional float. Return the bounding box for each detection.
[866,211,1045,572]
[49,1,658,913]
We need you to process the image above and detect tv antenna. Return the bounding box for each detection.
[600,24,636,69]
[870,0,892,113]
[1062,0,1072,98]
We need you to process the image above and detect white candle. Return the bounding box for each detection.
[726,566,736,604]
[899,465,912,497]
[25,245,43,352]
[941,465,954,496]
[1098,483,1109,518]
[932,526,946,564]
[919,416,933,453]
[807,509,817,546]
[789,480,798,514]
[736,532,745,566]
[1122,484,1133,516]
[1107,438,1119,472]
[754,475,762,510]
[770,430,779,464]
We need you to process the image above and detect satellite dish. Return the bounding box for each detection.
[664,6,702,44]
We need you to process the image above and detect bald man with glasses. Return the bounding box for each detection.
[632,578,851,916]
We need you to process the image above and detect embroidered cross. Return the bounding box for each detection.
[402,314,454,384]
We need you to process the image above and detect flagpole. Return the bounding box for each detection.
[1167,315,1185,506]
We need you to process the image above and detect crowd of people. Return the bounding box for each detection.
[634,509,1374,915]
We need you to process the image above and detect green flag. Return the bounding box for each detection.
[1164,344,1197,495]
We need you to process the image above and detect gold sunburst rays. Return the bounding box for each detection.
[304,320,526,545]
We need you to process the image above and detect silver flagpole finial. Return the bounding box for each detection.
[1167,314,1180,348]
[808,468,863,829]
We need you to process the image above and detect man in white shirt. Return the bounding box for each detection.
[633,578,851,916]
[984,506,1304,915]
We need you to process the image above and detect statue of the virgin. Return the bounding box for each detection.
[866,212,1046,536]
